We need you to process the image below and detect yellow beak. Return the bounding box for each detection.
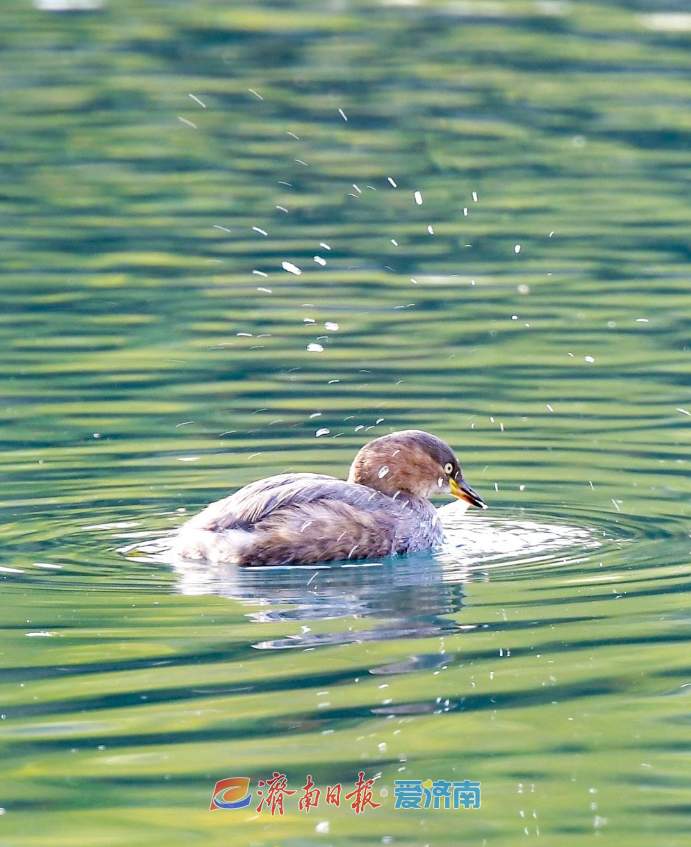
[449,477,487,509]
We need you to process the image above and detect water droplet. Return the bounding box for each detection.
[282,261,302,275]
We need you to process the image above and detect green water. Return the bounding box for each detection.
[1,1,690,844]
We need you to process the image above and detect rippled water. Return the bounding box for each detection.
[2,1,690,845]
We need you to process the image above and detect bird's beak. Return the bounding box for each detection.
[449,477,487,509]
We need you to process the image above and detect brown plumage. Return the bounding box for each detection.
[173,430,486,566]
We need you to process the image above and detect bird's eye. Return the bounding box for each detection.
[444,462,454,475]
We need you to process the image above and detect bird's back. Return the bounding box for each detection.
[174,472,443,566]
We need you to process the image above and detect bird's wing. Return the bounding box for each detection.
[184,473,391,532]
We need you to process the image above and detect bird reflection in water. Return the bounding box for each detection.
[170,550,476,650]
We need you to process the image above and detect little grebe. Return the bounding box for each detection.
[173,429,486,566]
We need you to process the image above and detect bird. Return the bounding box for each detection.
[173,429,486,567]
